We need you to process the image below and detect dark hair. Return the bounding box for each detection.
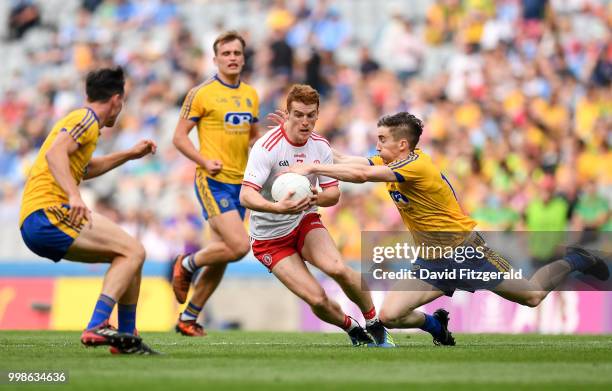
[286,84,319,112]
[377,112,423,149]
[85,66,125,102]
[213,30,246,55]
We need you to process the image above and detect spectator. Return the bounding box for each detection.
[8,0,41,40]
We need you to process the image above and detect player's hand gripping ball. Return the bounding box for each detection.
[272,173,313,202]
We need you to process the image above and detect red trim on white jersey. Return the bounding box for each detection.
[266,132,284,151]
[262,129,282,150]
[242,181,262,191]
[320,180,339,188]
[281,126,307,147]
[310,133,330,146]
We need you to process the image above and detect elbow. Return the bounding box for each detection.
[328,192,341,206]
[45,150,56,166]
[172,131,186,150]
[320,187,341,207]
[356,171,369,183]
[239,188,251,209]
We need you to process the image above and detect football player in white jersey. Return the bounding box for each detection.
[240,85,395,347]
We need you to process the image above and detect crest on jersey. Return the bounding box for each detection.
[246,98,253,108]
[389,190,409,204]
[224,112,253,131]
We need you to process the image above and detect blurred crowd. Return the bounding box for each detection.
[0,0,610,261]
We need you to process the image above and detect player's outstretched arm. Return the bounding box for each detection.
[331,148,370,165]
[173,118,222,176]
[84,139,156,179]
[45,131,91,226]
[239,186,312,214]
[291,163,397,183]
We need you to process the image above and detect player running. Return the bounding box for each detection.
[171,31,260,336]
[289,111,609,346]
[19,67,158,354]
[239,84,394,347]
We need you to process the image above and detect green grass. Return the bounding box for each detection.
[1,332,611,390]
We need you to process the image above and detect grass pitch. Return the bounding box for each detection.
[1,331,611,390]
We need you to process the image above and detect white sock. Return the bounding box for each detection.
[181,254,197,273]
[365,315,379,328]
[180,311,198,321]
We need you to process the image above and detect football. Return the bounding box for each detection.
[271,173,313,202]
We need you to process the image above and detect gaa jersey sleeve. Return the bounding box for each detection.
[367,155,384,166]
[242,139,272,191]
[180,85,206,122]
[61,109,99,146]
[387,154,421,183]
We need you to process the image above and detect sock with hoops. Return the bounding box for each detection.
[87,294,116,330]
[180,301,203,322]
[363,307,379,327]
[342,315,359,332]
[181,254,198,273]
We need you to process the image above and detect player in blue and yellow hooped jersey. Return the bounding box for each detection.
[171,31,260,336]
[289,112,609,346]
[19,67,158,354]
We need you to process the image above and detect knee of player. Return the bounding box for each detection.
[129,242,146,265]
[226,240,250,261]
[327,262,351,281]
[234,241,251,260]
[308,294,329,309]
[522,292,543,308]
[378,310,397,326]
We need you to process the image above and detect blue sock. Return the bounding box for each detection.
[87,294,116,330]
[118,304,137,334]
[564,251,591,272]
[419,313,442,338]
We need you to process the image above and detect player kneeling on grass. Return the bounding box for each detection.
[19,67,158,354]
[240,85,394,347]
[288,111,609,346]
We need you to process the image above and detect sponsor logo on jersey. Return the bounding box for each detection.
[224,112,253,130]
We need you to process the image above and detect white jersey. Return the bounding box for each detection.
[243,126,338,240]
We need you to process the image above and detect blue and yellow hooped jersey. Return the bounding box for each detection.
[369,149,476,243]
[181,75,259,184]
[20,108,101,226]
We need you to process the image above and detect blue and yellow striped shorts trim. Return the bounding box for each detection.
[20,205,85,262]
[194,172,246,221]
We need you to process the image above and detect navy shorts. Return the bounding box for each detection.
[412,233,513,296]
[20,206,81,262]
[194,173,246,221]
